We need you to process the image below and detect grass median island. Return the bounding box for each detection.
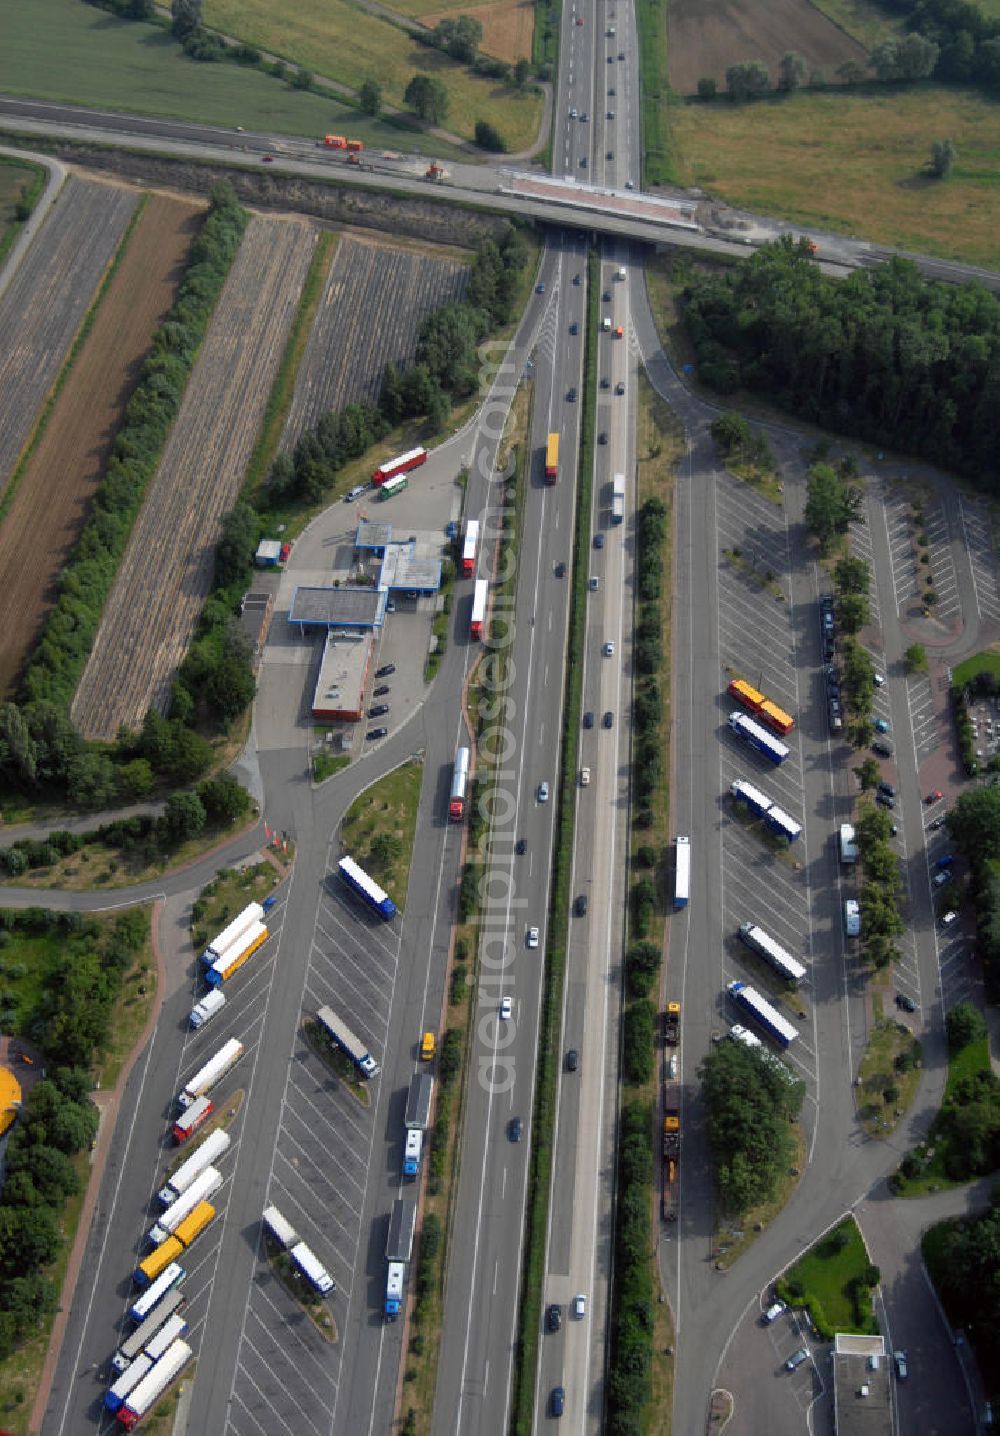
[953,650,1000,689]
[339,756,423,913]
[312,751,351,783]
[855,997,923,1138]
[776,1216,880,1338]
[302,1017,371,1107]
[191,861,283,952]
[263,1232,338,1342]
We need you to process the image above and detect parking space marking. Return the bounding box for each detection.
[958,495,1000,622]
[920,502,961,620]
[877,492,921,614]
[229,1390,272,1436]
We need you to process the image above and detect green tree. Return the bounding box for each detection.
[623,1000,656,1083]
[432,14,482,61]
[205,654,256,727]
[117,758,155,801]
[171,0,202,38]
[837,59,866,85]
[947,1000,988,1051]
[947,784,1000,861]
[162,790,206,844]
[0,703,38,788]
[930,138,957,178]
[870,33,939,80]
[513,57,531,88]
[197,773,250,825]
[292,67,314,90]
[475,120,506,152]
[405,73,450,124]
[697,76,717,98]
[711,411,751,455]
[905,643,928,673]
[835,556,870,595]
[370,832,403,868]
[777,51,808,91]
[214,500,259,589]
[725,59,771,100]
[805,463,859,551]
[359,78,383,115]
[855,757,881,791]
[839,592,870,635]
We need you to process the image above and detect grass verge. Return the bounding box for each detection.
[713,1123,807,1269]
[339,756,424,913]
[312,751,351,783]
[0,194,147,532]
[0,154,46,268]
[635,0,676,186]
[264,1236,338,1341]
[776,1215,879,1338]
[952,650,1000,689]
[94,909,156,1090]
[855,997,923,1138]
[190,861,284,952]
[892,1034,993,1195]
[510,249,599,1435]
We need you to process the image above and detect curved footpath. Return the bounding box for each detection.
[0,143,66,301]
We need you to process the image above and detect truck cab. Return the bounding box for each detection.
[420,1031,436,1061]
[403,1128,423,1178]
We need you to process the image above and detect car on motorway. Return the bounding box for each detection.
[567,386,578,401]
[929,814,947,829]
[603,290,612,302]
[570,321,579,335]
[875,717,891,733]
[373,685,390,697]
[569,107,578,118]
[618,48,625,57]
[607,53,614,62]
[555,560,567,577]
[844,898,861,937]
[603,640,615,655]
[376,663,396,677]
[580,156,588,167]
[895,993,917,1012]
[876,791,895,809]
[538,781,550,802]
[589,576,600,590]
[366,727,387,740]
[509,1117,524,1142]
[573,272,581,284]
[368,704,389,717]
[894,1350,908,1380]
[607,109,615,119]
[763,1300,787,1323]
[262,153,274,162]
[547,1303,562,1331]
[575,894,588,916]
[500,996,512,1020]
[786,1347,809,1372]
[625,179,635,189]
[941,910,958,927]
[516,838,527,855]
[566,1049,579,1071]
[607,150,614,160]
[603,711,614,728]
[600,375,610,389]
[872,739,893,757]
[575,13,583,22]
[550,1387,565,1418]
[583,711,594,728]
[573,1293,587,1319]
[609,85,616,95]
[580,112,588,122]
[615,381,625,395]
[594,533,605,549]
[878,781,896,798]
[527,926,540,949]
[536,282,546,293]
[598,431,608,444]
[580,767,591,786]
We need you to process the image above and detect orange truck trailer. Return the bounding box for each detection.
[726,678,795,736]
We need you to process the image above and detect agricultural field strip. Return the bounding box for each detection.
[0,175,137,491]
[0,194,201,699]
[71,217,317,739]
[279,236,468,449]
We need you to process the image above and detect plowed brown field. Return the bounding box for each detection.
[0,176,137,492]
[423,0,534,62]
[668,0,867,92]
[280,235,468,452]
[0,194,202,698]
[72,215,317,740]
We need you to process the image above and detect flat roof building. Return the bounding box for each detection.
[832,1334,892,1436]
[311,630,375,721]
[355,521,394,552]
[239,591,274,666]
[289,586,386,633]
[379,542,442,594]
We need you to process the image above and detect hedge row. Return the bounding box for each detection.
[606,1102,654,1435]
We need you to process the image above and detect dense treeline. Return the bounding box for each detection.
[925,1189,1000,1382]
[875,0,1000,89]
[684,240,1000,485]
[0,908,147,1357]
[945,780,1000,1001]
[0,185,248,808]
[632,498,667,827]
[606,1102,654,1436]
[700,1038,804,1213]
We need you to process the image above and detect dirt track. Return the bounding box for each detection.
[280,234,468,451]
[668,0,866,92]
[0,193,202,698]
[0,175,137,492]
[71,215,317,740]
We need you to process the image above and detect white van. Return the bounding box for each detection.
[844,899,861,938]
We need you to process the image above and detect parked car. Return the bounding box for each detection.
[895,993,916,1013]
[763,1301,787,1323]
[844,898,861,937]
[368,704,389,717]
[373,685,390,697]
[366,727,387,741]
[786,1347,809,1372]
[933,871,950,888]
[874,717,891,733]
[929,815,947,830]
[874,671,885,686]
[941,910,958,927]
[872,739,893,757]
[876,792,895,809]
[509,1117,523,1142]
[878,781,896,797]
[936,854,955,869]
[376,663,396,678]
[280,541,291,563]
[926,788,943,803]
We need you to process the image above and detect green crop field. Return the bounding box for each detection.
[0,0,418,144]
[671,86,1000,267]
[204,0,543,150]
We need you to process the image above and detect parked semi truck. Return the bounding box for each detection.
[290,1241,335,1295]
[150,1169,222,1243]
[204,921,268,987]
[201,903,263,965]
[111,1289,186,1373]
[189,988,226,1030]
[471,578,488,641]
[115,1339,193,1429]
[403,1073,434,1178]
[663,1001,680,1045]
[158,1129,230,1205]
[171,1095,213,1144]
[316,1004,381,1077]
[661,1077,680,1223]
[178,1038,244,1109]
[611,472,625,524]
[461,519,479,577]
[384,1198,417,1319]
